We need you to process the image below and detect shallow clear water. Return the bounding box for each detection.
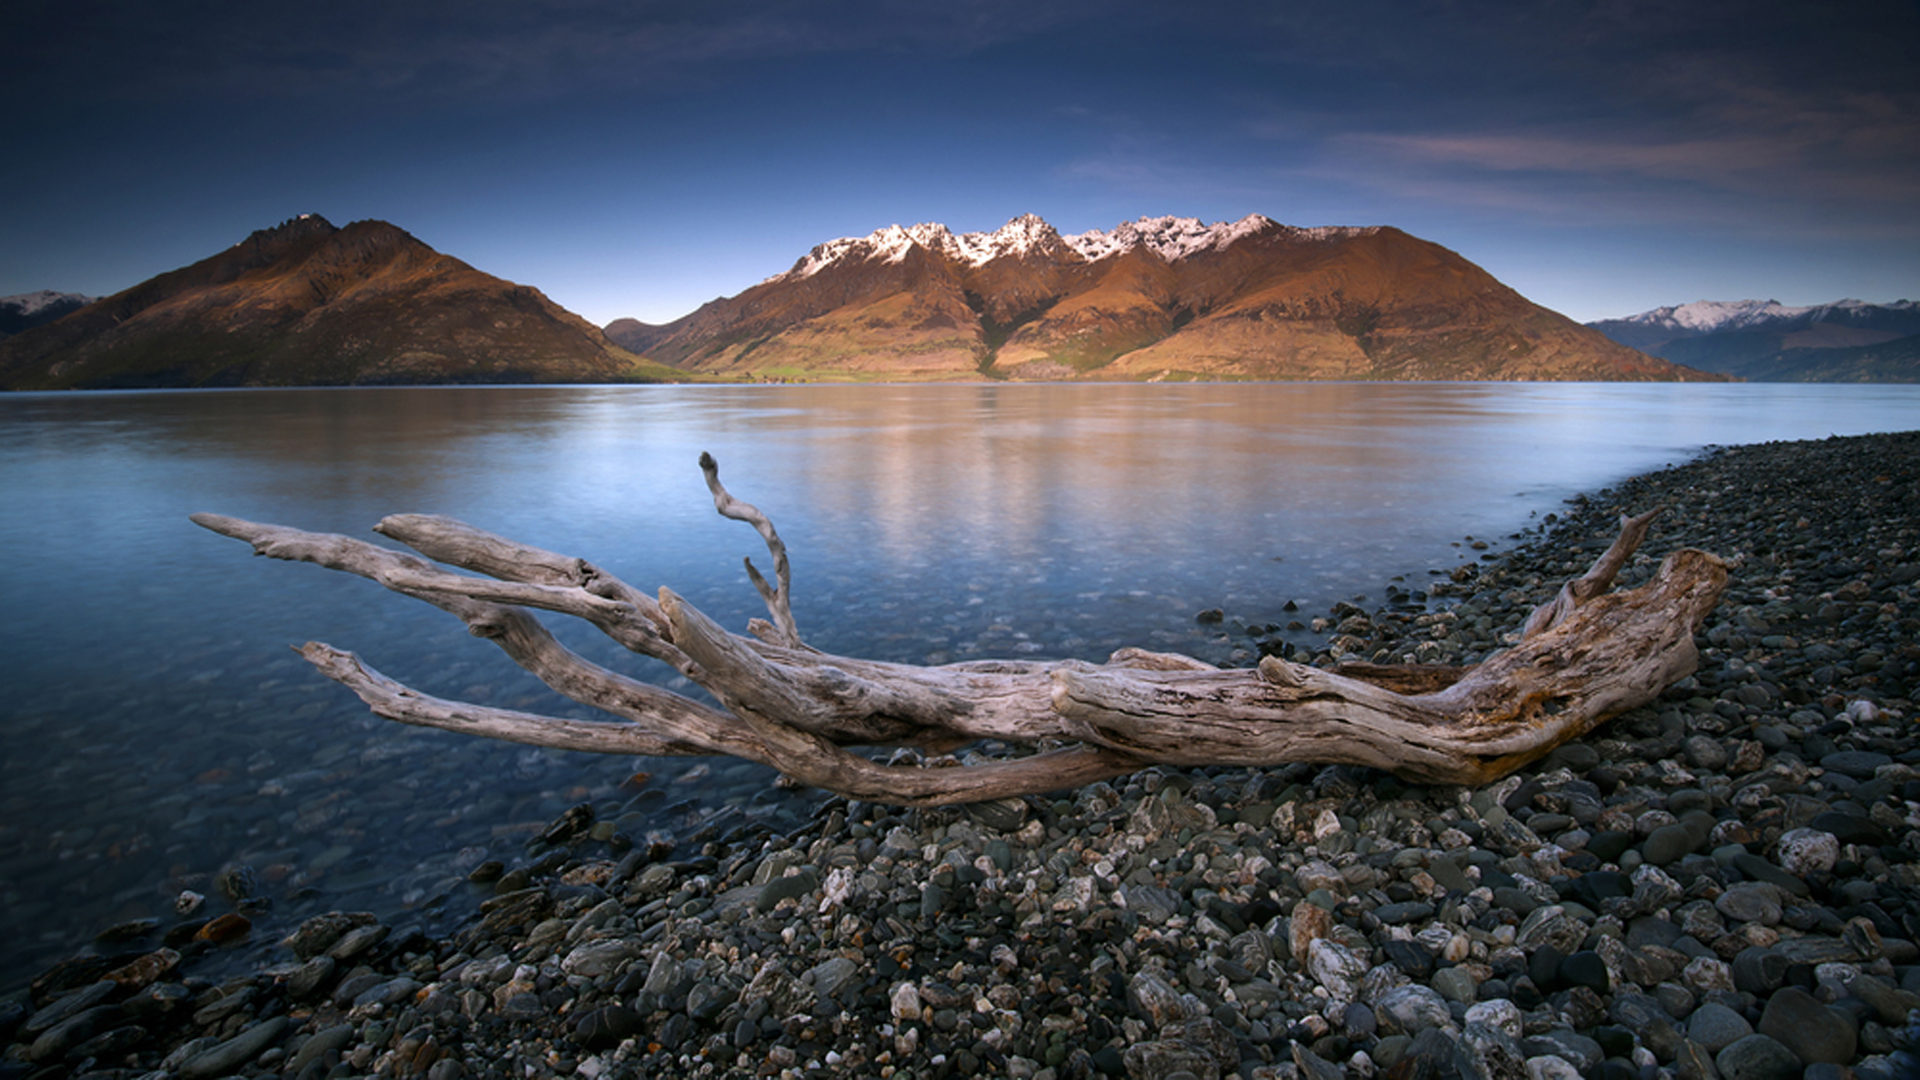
[1,381,1915,990]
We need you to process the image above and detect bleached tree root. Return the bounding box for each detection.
[192,463,1726,805]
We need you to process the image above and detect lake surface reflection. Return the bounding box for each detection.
[1,381,1915,990]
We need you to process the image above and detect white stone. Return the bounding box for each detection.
[1814,961,1859,1002]
[1846,699,1881,723]
[1051,875,1095,912]
[1525,1055,1583,1080]
[1314,808,1343,839]
[818,866,855,913]
[1682,956,1734,993]
[1776,827,1840,875]
[1295,859,1345,894]
[1308,939,1367,1002]
[887,976,917,1014]
[1465,998,1524,1038]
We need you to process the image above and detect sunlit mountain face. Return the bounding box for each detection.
[607,214,1714,383]
[0,217,677,390]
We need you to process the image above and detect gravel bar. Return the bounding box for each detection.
[4,430,1918,1080]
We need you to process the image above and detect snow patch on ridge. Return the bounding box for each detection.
[770,212,1377,282]
[1617,298,1920,333]
[952,213,1064,265]
[1632,299,1803,332]
[777,215,1067,280]
[1063,214,1291,262]
[0,290,92,316]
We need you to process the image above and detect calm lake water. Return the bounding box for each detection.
[2,381,1916,991]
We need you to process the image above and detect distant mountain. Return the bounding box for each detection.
[0,216,679,390]
[1731,334,1920,382]
[0,291,93,339]
[1589,299,1920,381]
[607,213,1713,382]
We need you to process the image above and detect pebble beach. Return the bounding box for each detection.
[5,429,1918,1080]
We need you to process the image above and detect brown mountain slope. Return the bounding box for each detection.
[610,240,988,380]
[0,216,678,390]
[612,215,1716,383]
[1105,227,1687,381]
[992,245,1180,378]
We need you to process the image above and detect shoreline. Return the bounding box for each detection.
[5,430,1918,1079]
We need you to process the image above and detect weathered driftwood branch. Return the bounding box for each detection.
[192,460,1727,805]
[699,451,801,649]
[1520,505,1664,638]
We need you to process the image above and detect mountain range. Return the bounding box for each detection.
[0,291,93,340]
[0,216,675,390]
[3,212,1727,389]
[1588,299,1920,382]
[606,214,1705,382]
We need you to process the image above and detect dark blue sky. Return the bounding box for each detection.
[4,1,1915,325]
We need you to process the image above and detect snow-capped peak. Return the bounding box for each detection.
[1062,214,1376,262]
[1063,214,1281,262]
[1614,298,1920,333]
[1623,299,1801,332]
[770,212,1363,282]
[951,213,1067,265]
[0,290,92,316]
[775,215,1070,281]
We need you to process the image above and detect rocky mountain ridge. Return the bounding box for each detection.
[3,212,1732,389]
[766,213,1362,282]
[0,216,675,390]
[609,214,1711,383]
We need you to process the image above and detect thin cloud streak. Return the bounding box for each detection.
[1338,133,1799,180]
[1325,126,1920,234]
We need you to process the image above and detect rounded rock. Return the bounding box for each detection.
[1682,955,1734,995]
[889,981,922,1021]
[1307,939,1367,1002]
[1642,824,1699,866]
[1755,985,1856,1065]
[1430,966,1478,1004]
[1375,984,1452,1035]
[1559,951,1610,995]
[1464,998,1523,1039]
[1515,904,1588,954]
[1523,1054,1584,1080]
[1819,750,1891,778]
[1731,947,1790,995]
[1128,970,1190,1027]
[178,1016,290,1079]
[1685,1001,1753,1052]
[1715,883,1783,926]
[1713,1033,1801,1080]
[573,1004,641,1050]
[1774,828,1839,876]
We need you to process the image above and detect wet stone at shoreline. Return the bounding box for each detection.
[3,430,1919,1079]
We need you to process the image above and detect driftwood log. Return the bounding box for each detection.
[192,454,1728,806]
